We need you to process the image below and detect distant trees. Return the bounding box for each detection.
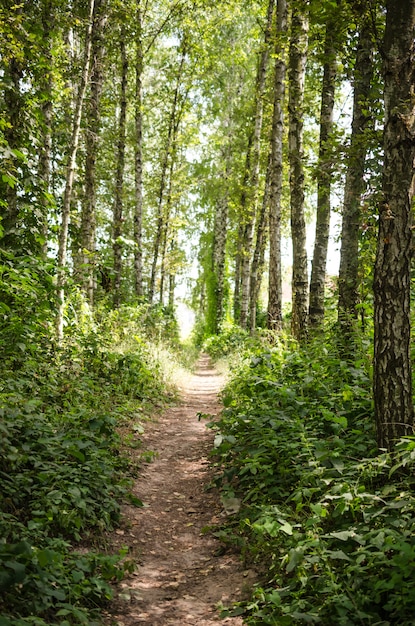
[1,0,415,449]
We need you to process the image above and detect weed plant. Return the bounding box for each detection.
[211,331,415,625]
[0,298,178,626]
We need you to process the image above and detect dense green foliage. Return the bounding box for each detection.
[0,296,178,626]
[1,0,415,623]
[210,333,415,625]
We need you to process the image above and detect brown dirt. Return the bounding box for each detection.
[104,354,257,626]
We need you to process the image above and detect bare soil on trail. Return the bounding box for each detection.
[105,354,257,626]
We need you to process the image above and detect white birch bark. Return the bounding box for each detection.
[56,0,95,340]
[288,0,309,341]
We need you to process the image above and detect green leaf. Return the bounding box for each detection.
[286,547,304,573]
[325,530,362,542]
[279,520,293,535]
[126,494,144,507]
[50,588,66,601]
[327,550,351,561]
[37,548,58,567]
[72,570,85,583]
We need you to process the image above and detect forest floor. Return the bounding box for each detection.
[104,354,258,626]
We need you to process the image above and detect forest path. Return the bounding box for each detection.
[105,354,257,626]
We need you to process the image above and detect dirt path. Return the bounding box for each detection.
[105,354,256,626]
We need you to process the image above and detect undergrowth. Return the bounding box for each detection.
[0,298,180,626]
[210,331,415,625]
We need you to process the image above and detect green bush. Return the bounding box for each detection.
[212,336,415,625]
[0,294,176,625]
[203,323,257,361]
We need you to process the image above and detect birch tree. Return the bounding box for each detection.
[288,0,309,340]
[37,0,55,257]
[112,29,128,308]
[134,2,144,298]
[79,0,107,305]
[338,16,374,335]
[238,0,274,329]
[250,154,270,332]
[308,8,338,328]
[148,37,188,303]
[56,0,95,339]
[267,0,288,333]
[373,0,415,450]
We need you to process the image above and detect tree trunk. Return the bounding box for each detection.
[159,155,175,305]
[148,40,187,303]
[233,220,243,323]
[159,82,189,305]
[38,0,54,257]
[238,0,274,329]
[168,268,176,309]
[309,19,337,328]
[338,18,373,334]
[1,3,23,252]
[80,0,106,306]
[134,4,144,299]
[112,31,128,309]
[373,0,415,450]
[212,189,229,334]
[250,154,271,333]
[288,0,309,341]
[267,0,288,332]
[56,0,95,340]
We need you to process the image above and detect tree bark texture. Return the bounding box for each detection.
[112,32,128,308]
[338,18,373,332]
[148,39,187,303]
[267,0,288,332]
[56,0,95,339]
[239,0,274,329]
[374,0,415,450]
[212,191,229,334]
[80,0,106,305]
[250,154,271,333]
[134,4,144,298]
[159,153,176,305]
[1,3,24,252]
[38,0,54,257]
[288,0,309,341]
[309,20,337,328]
[159,84,189,305]
[233,220,243,323]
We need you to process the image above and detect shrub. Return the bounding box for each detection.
[211,336,415,625]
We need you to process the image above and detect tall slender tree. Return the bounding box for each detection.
[80,0,107,305]
[56,0,95,339]
[288,0,309,340]
[148,36,188,303]
[267,0,288,332]
[134,2,144,298]
[308,9,338,328]
[112,28,128,308]
[37,0,55,257]
[209,146,231,334]
[1,4,24,251]
[250,154,271,332]
[373,0,415,450]
[238,0,274,329]
[338,14,374,335]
